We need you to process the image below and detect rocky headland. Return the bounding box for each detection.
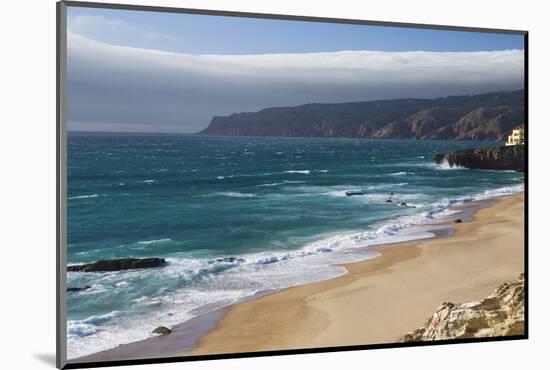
[403,273,525,342]
[199,90,524,140]
[433,145,524,172]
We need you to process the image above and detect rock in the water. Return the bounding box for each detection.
[454,219,462,223]
[67,286,91,292]
[152,326,172,336]
[398,201,416,208]
[433,145,524,172]
[386,199,393,203]
[345,190,364,196]
[432,153,446,164]
[67,258,167,272]
[403,273,525,342]
[216,257,239,263]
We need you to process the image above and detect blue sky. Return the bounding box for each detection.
[66,6,524,133]
[68,6,524,55]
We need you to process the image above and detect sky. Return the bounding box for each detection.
[66,6,525,133]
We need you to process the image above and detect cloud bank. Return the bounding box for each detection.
[67,31,524,133]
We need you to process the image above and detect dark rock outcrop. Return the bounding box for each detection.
[67,286,91,292]
[403,274,525,342]
[215,257,243,263]
[199,90,524,140]
[433,145,524,172]
[345,191,364,196]
[152,326,172,336]
[398,202,416,208]
[432,153,445,164]
[67,258,167,272]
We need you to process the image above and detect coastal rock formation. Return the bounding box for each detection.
[67,258,167,272]
[199,90,524,140]
[432,153,445,164]
[152,326,172,336]
[67,286,91,292]
[215,257,244,263]
[433,145,524,172]
[403,274,525,342]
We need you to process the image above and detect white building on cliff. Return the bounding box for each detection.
[506,128,525,146]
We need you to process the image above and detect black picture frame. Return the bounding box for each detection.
[56,1,529,368]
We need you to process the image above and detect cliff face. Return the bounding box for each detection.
[403,274,525,342]
[199,90,524,140]
[433,145,525,172]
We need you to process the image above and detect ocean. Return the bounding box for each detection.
[66,134,524,359]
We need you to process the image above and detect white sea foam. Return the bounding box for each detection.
[67,322,97,338]
[132,296,158,305]
[69,194,99,200]
[217,192,256,198]
[325,190,355,197]
[142,179,156,183]
[68,311,120,339]
[366,182,408,189]
[435,158,465,170]
[256,182,284,187]
[389,171,412,176]
[217,175,236,180]
[480,184,524,198]
[284,170,311,174]
[137,238,172,245]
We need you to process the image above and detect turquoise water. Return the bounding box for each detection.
[66,134,524,359]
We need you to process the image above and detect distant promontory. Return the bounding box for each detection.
[199,90,524,140]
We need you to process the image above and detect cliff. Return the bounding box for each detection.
[199,90,524,140]
[403,274,525,342]
[433,145,525,172]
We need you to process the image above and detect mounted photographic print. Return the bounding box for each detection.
[56,1,527,368]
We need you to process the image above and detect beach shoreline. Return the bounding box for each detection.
[71,191,524,363]
[185,192,524,355]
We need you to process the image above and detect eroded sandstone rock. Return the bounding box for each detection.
[403,273,525,341]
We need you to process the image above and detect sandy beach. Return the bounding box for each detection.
[186,193,525,356]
